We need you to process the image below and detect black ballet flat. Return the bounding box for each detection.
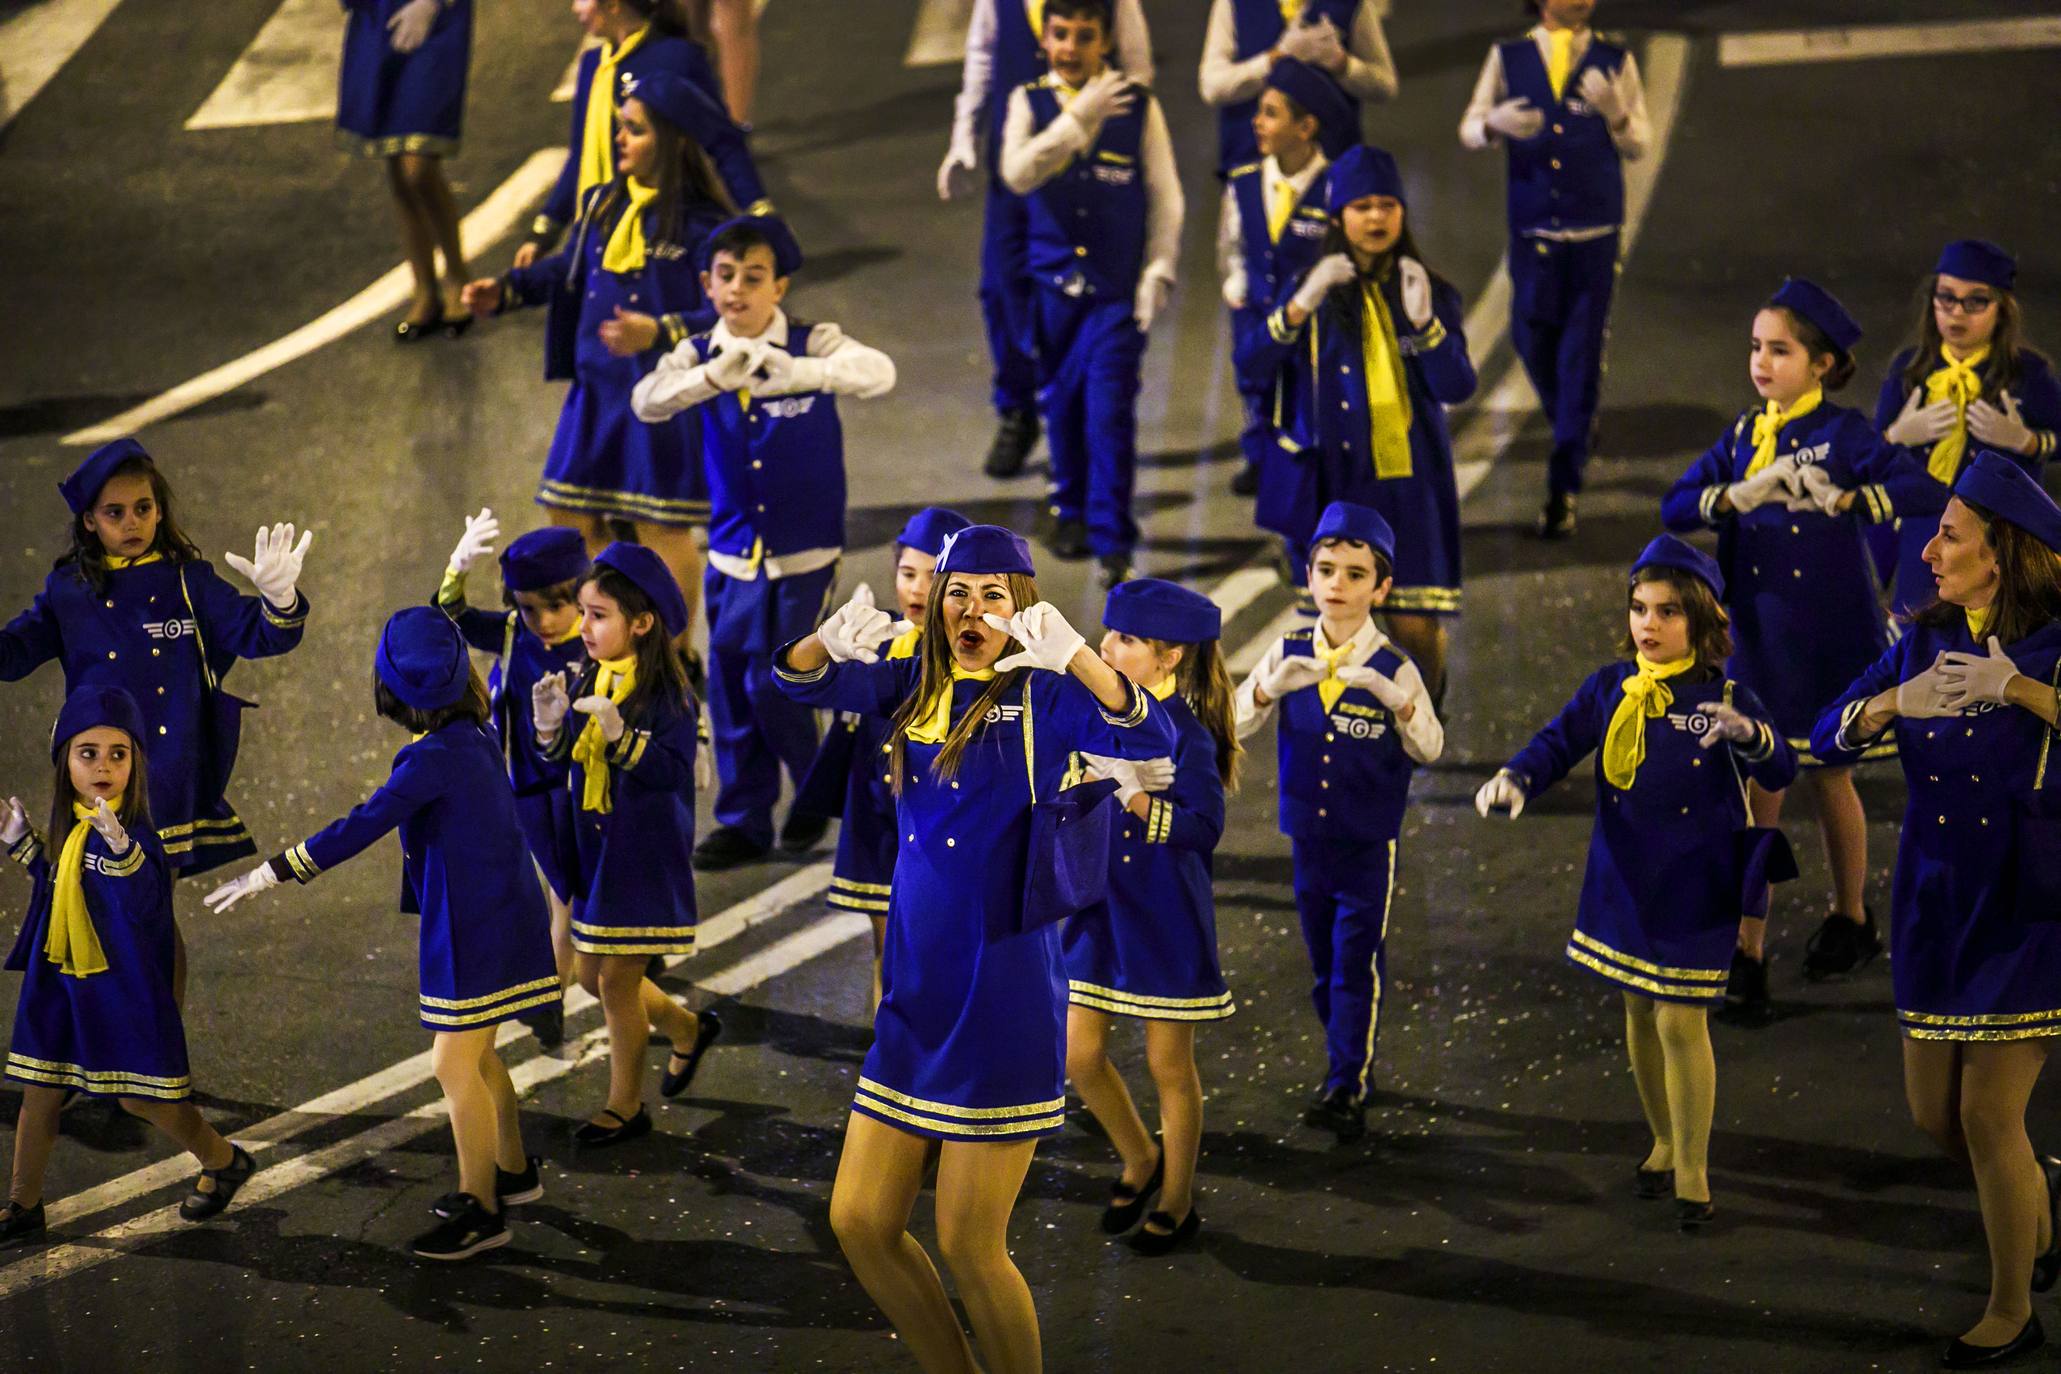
[1675,1197,1715,1232]
[439,313,473,340]
[394,317,443,343]
[1126,1206,1200,1256]
[0,1200,45,1248]
[2033,1154,2061,1293]
[1941,1314,2043,1368]
[1099,1147,1164,1235]
[180,1143,257,1221]
[572,1106,651,1148]
[661,1010,723,1099]
[1634,1166,1674,1200]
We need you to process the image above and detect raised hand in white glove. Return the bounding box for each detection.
[985,601,1088,674]
[1474,770,1526,819]
[1134,272,1171,333]
[849,583,915,638]
[817,595,897,664]
[705,340,764,392]
[1968,392,2036,454]
[1065,71,1134,131]
[204,863,280,914]
[1896,654,1959,719]
[1938,636,2024,709]
[386,0,439,53]
[84,798,131,856]
[694,710,716,792]
[225,522,313,610]
[1254,652,1331,703]
[446,507,500,576]
[1222,269,1249,312]
[1693,702,1757,750]
[1333,663,1413,714]
[1483,97,1544,141]
[1790,462,1848,516]
[0,797,29,847]
[1278,15,1346,71]
[1397,256,1433,330]
[573,695,625,743]
[1723,458,1796,516]
[1577,66,1627,123]
[532,671,572,736]
[1291,253,1358,315]
[1883,389,1958,447]
[937,137,980,202]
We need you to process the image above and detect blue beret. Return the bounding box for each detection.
[702,213,803,278]
[1266,59,1356,159]
[1935,239,2016,292]
[1768,276,1861,354]
[617,70,737,154]
[1631,534,1724,601]
[594,542,690,638]
[1310,500,1396,567]
[936,524,1036,578]
[51,685,146,764]
[1326,144,1405,214]
[1955,450,2061,554]
[895,507,973,558]
[376,607,472,712]
[1104,577,1222,644]
[59,438,152,516]
[499,527,590,593]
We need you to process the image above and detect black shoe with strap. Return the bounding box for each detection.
[1802,906,1883,982]
[1634,1166,1674,1200]
[0,1200,45,1248]
[1675,1197,1715,1232]
[573,1106,652,1148]
[662,1010,724,1098]
[1941,1315,2044,1369]
[1127,1206,1201,1256]
[983,407,1040,478]
[1099,1146,1164,1235]
[181,1144,258,1221]
[432,1156,544,1219]
[2034,1154,2061,1294]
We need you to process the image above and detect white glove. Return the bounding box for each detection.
[848,583,914,637]
[1896,655,1959,719]
[1577,66,1627,124]
[573,695,625,743]
[224,522,314,610]
[386,0,439,53]
[1333,663,1413,714]
[0,797,28,847]
[983,601,1088,674]
[705,340,764,392]
[1254,653,1331,702]
[532,671,571,735]
[1483,97,1544,141]
[84,798,131,856]
[1065,71,1134,132]
[1883,389,1957,447]
[1079,753,1175,806]
[1938,636,2024,709]
[1291,253,1357,315]
[1278,15,1345,71]
[1134,272,1171,333]
[1221,269,1249,312]
[1723,459,1796,516]
[694,709,716,792]
[1694,702,1757,750]
[1790,462,1847,516]
[1969,392,2036,454]
[446,507,500,576]
[1397,256,1433,331]
[937,136,979,202]
[203,863,280,914]
[817,595,897,664]
[1474,770,1526,819]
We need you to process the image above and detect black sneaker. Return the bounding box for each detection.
[409,1194,509,1261]
[431,1157,543,1218]
[1717,949,1775,1028]
[692,825,771,872]
[0,1200,45,1248]
[518,998,565,1050]
[1802,906,1883,982]
[1303,1086,1366,1143]
[778,809,829,855]
[1229,464,1260,497]
[1097,555,1133,590]
[1535,492,1577,541]
[983,407,1040,478]
[1048,518,1090,561]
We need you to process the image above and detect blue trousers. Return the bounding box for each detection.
[979,176,1039,417]
[705,564,833,846]
[1035,289,1146,559]
[1509,232,1619,497]
[1292,836,1396,1103]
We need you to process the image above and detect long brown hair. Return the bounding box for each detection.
[1159,638,1242,793]
[1618,569,1731,681]
[600,103,737,246]
[1899,278,2034,395]
[59,453,202,595]
[581,566,693,724]
[1314,220,1446,342]
[888,572,1040,791]
[373,667,492,736]
[48,731,151,851]
[1907,498,2061,647]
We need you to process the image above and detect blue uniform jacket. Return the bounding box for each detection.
[5,827,171,973]
[436,590,587,796]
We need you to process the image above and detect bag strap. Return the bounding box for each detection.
[175,565,220,694]
[2036,655,2061,792]
[1020,677,1037,806]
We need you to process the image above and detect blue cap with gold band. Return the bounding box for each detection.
[60,438,152,516]
[500,527,591,593]
[1631,533,1725,600]
[51,684,147,764]
[1310,500,1396,567]
[594,541,691,638]
[1104,577,1222,644]
[935,524,1036,577]
[1768,276,1862,354]
[702,212,803,278]
[376,607,472,712]
[896,507,973,558]
[1327,144,1405,214]
[1955,449,2061,553]
[618,70,739,159]
[1266,58,1356,159]
[1935,238,2016,292]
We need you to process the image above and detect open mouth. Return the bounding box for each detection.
[955,628,985,653]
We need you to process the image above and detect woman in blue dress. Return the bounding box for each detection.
[776,525,1172,1373]
[1811,452,2061,1365]
[337,0,476,340]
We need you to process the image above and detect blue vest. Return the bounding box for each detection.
[692,322,847,561]
[1229,161,1332,308]
[1274,630,1417,842]
[1497,34,1627,233]
[1021,78,1150,300]
[988,0,1048,147]
[1219,0,1361,172]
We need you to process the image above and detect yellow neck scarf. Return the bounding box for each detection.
[1276,0,1303,23]
[47,799,116,978]
[1314,627,1363,712]
[601,177,661,275]
[1744,386,1822,477]
[572,655,637,813]
[904,664,997,746]
[1924,343,1991,485]
[103,552,162,570]
[1360,278,1414,479]
[887,627,922,661]
[1546,28,1575,100]
[578,25,650,201]
[546,614,585,648]
[1967,603,1994,639]
[1601,654,1695,791]
[1267,176,1299,245]
[1145,673,1178,702]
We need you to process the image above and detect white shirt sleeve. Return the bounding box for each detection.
[1216,183,1242,293]
[1139,98,1183,286]
[1112,0,1155,88]
[948,0,998,155]
[1606,50,1651,161]
[1000,84,1092,194]
[630,343,718,421]
[1233,637,1287,739]
[1339,5,1399,104]
[1198,0,1273,107]
[1458,45,1506,150]
[792,323,897,399]
[1387,657,1444,764]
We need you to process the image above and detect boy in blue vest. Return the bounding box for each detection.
[631,216,897,870]
[999,0,1184,589]
[1199,0,1398,179]
[1459,0,1648,539]
[1234,501,1443,1142]
[937,0,1155,481]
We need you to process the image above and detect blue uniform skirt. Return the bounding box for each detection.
[537,377,710,529]
[1564,830,1739,1007]
[1064,831,1233,1022]
[515,786,579,905]
[415,894,559,1033]
[336,0,471,158]
[1325,455,1463,615]
[6,901,191,1102]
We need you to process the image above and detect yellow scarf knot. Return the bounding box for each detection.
[905,664,996,746]
[1266,176,1299,245]
[1924,343,1991,485]
[1744,386,1822,477]
[1145,674,1179,702]
[1313,631,1363,712]
[601,177,661,275]
[573,655,638,813]
[48,799,117,978]
[577,25,650,202]
[1601,655,1694,791]
[1359,276,1413,479]
[103,552,163,570]
[1966,604,1994,639]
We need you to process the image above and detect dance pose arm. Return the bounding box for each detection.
[750,325,897,401]
[203,750,440,910]
[1809,639,1917,765]
[1714,682,1799,790]
[569,697,699,791]
[195,530,314,656]
[1404,272,1476,406]
[1660,420,1745,529]
[1135,726,1224,853]
[0,589,63,683]
[1502,667,1612,799]
[774,634,922,718]
[433,509,516,653]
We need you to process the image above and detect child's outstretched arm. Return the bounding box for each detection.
[203,753,437,912]
[1494,668,1612,807]
[199,524,314,657]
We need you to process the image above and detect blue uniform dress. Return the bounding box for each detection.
[797,629,921,916]
[1215,0,1363,172]
[275,721,558,1030]
[5,827,191,1100]
[1242,269,1478,607]
[1870,347,2061,613]
[543,669,701,955]
[503,184,725,527]
[1660,401,1912,761]
[1505,666,1797,1004]
[336,0,472,158]
[0,557,309,874]
[1064,689,1234,1021]
[775,653,1172,1140]
[1812,619,2061,1040]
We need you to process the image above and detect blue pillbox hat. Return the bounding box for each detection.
[702,212,803,277]
[1326,144,1405,214]
[935,525,1036,578]
[499,527,591,592]
[1768,276,1862,354]
[375,607,472,711]
[59,438,152,516]
[1631,533,1725,601]
[1955,450,2061,554]
[896,507,973,558]
[1310,500,1397,567]
[51,685,147,764]
[594,541,691,638]
[1935,239,2016,292]
[1266,59,1356,158]
[1104,577,1222,644]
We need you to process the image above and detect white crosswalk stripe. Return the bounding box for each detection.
[0,0,125,130]
[186,0,342,130]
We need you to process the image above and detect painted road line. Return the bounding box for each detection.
[62,148,566,447]
[186,0,341,130]
[904,0,971,67]
[0,0,125,130]
[702,913,871,998]
[1719,16,2061,68]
